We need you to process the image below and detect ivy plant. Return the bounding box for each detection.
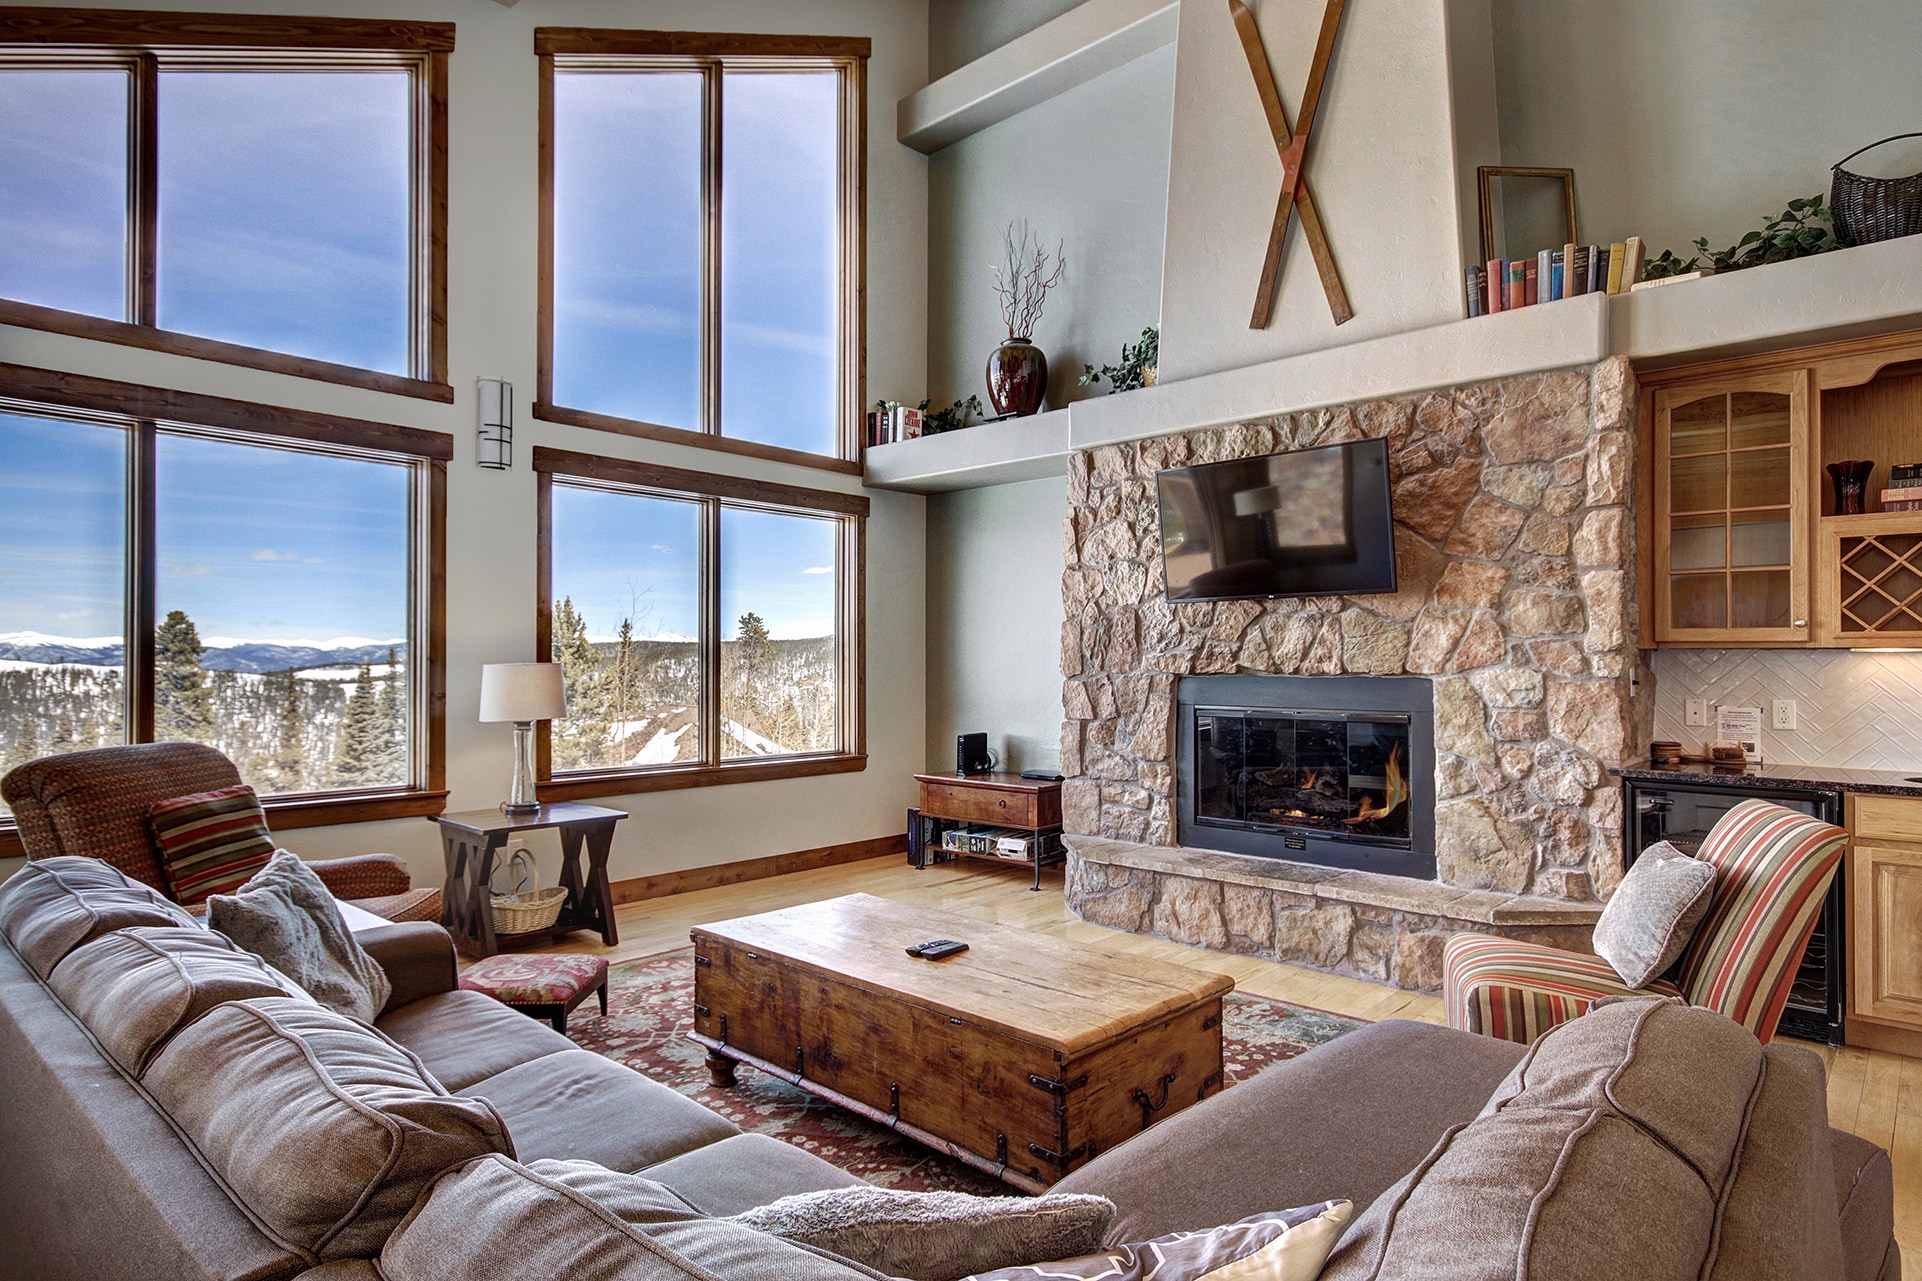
[1079,327,1159,394]
[1643,196,1848,280]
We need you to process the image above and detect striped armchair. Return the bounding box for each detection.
[2,742,440,924]
[1445,799,1848,1045]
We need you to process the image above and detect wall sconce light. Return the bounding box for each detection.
[478,378,513,470]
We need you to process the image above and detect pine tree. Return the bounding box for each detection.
[550,596,607,768]
[260,668,307,793]
[614,618,634,734]
[731,612,778,731]
[377,646,408,783]
[155,610,216,743]
[330,664,389,788]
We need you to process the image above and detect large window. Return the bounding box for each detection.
[534,447,865,796]
[535,28,868,472]
[0,10,452,400]
[0,363,449,851]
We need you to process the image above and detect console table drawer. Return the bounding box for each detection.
[919,782,1049,827]
[1854,795,1922,845]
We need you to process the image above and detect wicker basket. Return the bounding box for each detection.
[1831,133,1922,246]
[489,847,568,935]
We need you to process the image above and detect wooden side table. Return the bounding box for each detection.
[431,802,625,958]
[911,772,1064,891]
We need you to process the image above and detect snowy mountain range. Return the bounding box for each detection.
[0,632,408,674]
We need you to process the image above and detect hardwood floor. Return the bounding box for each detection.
[534,854,1917,1257]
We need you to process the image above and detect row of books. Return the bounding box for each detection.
[1465,238,1647,317]
[1883,463,1922,514]
[865,405,923,447]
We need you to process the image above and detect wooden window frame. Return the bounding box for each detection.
[0,9,454,402]
[0,360,450,860]
[532,445,867,799]
[534,28,869,476]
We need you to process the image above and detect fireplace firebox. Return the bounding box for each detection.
[1176,675,1436,879]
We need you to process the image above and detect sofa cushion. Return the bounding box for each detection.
[377,1155,893,1281]
[636,1133,867,1216]
[1320,997,1776,1281]
[149,784,276,908]
[468,1048,739,1172]
[378,988,577,1091]
[1591,840,1715,987]
[143,996,514,1262]
[207,851,391,1021]
[0,856,194,979]
[47,924,310,1076]
[727,1186,1116,1281]
[964,1202,1353,1281]
[1054,1018,1525,1245]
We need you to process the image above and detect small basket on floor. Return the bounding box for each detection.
[460,953,610,1033]
[489,847,568,935]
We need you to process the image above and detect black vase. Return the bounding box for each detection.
[986,338,1047,417]
[1828,459,1874,515]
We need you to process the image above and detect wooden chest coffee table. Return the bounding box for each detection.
[688,893,1234,1192]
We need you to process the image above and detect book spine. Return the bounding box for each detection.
[1567,245,1587,297]
[1536,249,1553,302]
[1587,245,1605,295]
[1506,260,1526,311]
[1523,259,1539,306]
[1550,249,1564,301]
[1606,241,1628,294]
[1486,259,1504,313]
[1465,265,1486,317]
[1621,235,1645,288]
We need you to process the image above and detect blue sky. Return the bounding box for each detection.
[551,484,837,642]
[1,66,841,645]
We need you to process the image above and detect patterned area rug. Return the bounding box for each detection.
[567,947,1368,1193]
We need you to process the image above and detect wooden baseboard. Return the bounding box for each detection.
[1844,1015,1922,1059]
[608,834,906,905]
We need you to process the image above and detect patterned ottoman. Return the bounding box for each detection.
[459,953,609,1033]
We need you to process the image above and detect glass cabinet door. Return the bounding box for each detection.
[1655,373,1808,641]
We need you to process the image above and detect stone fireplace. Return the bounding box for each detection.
[1059,358,1648,991]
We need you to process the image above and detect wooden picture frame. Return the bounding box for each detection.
[1477,165,1577,264]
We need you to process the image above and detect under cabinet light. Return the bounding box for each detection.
[478,379,513,470]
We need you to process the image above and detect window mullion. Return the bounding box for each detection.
[131,53,158,328]
[702,60,723,439]
[699,497,721,765]
[127,419,157,742]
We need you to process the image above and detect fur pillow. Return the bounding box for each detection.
[208,851,391,1021]
[727,1186,1116,1281]
[966,1202,1353,1281]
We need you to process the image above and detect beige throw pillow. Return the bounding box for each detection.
[964,1202,1353,1281]
[727,1185,1116,1281]
[1592,841,1716,988]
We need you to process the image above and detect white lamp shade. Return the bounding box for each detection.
[478,662,567,723]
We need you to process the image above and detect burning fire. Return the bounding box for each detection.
[1344,742,1408,825]
[1299,769,1320,790]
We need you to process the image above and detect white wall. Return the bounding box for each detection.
[1652,649,1922,773]
[923,44,1174,412]
[929,0,1090,78]
[1156,0,1478,383]
[1491,0,1922,261]
[0,0,931,890]
[924,476,1068,774]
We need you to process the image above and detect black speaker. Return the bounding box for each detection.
[956,732,990,775]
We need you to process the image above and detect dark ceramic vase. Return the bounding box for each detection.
[986,338,1048,417]
[1828,459,1875,515]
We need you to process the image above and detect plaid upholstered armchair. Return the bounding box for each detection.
[1444,799,1848,1045]
[1,742,440,924]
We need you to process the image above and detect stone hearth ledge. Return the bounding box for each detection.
[1066,836,1601,992]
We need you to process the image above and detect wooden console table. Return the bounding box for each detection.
[911,771,1064,890]
[431,802,624,958]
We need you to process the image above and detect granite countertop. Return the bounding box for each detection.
[1612,760,1922,797]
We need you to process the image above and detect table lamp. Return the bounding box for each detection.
[479,662,566,814]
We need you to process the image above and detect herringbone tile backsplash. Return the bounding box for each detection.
[1651,649,1922,771]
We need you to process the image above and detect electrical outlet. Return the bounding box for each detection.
[1685,697,1709,728]
[1772,698,1797,731]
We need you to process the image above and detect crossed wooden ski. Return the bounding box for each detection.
[1230,0,1353,328]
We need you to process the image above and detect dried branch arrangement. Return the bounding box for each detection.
[990,220,1066,340]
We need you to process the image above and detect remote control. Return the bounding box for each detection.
[1019,770,1065,781]
[906,939,969,960]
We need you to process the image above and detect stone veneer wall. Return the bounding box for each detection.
[1059,357,1650,948]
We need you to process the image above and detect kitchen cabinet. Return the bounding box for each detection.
[1639,330,1922,648]
[1847,794,1922,1051]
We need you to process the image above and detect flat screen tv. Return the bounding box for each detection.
[1156,437,1397,601]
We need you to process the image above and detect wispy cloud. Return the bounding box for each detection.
[252,548,294,561]
[650,544,674,554]
[801,566,832,575]
[168,564,214,577]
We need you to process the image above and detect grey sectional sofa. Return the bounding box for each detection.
[0,855,1898,1280]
